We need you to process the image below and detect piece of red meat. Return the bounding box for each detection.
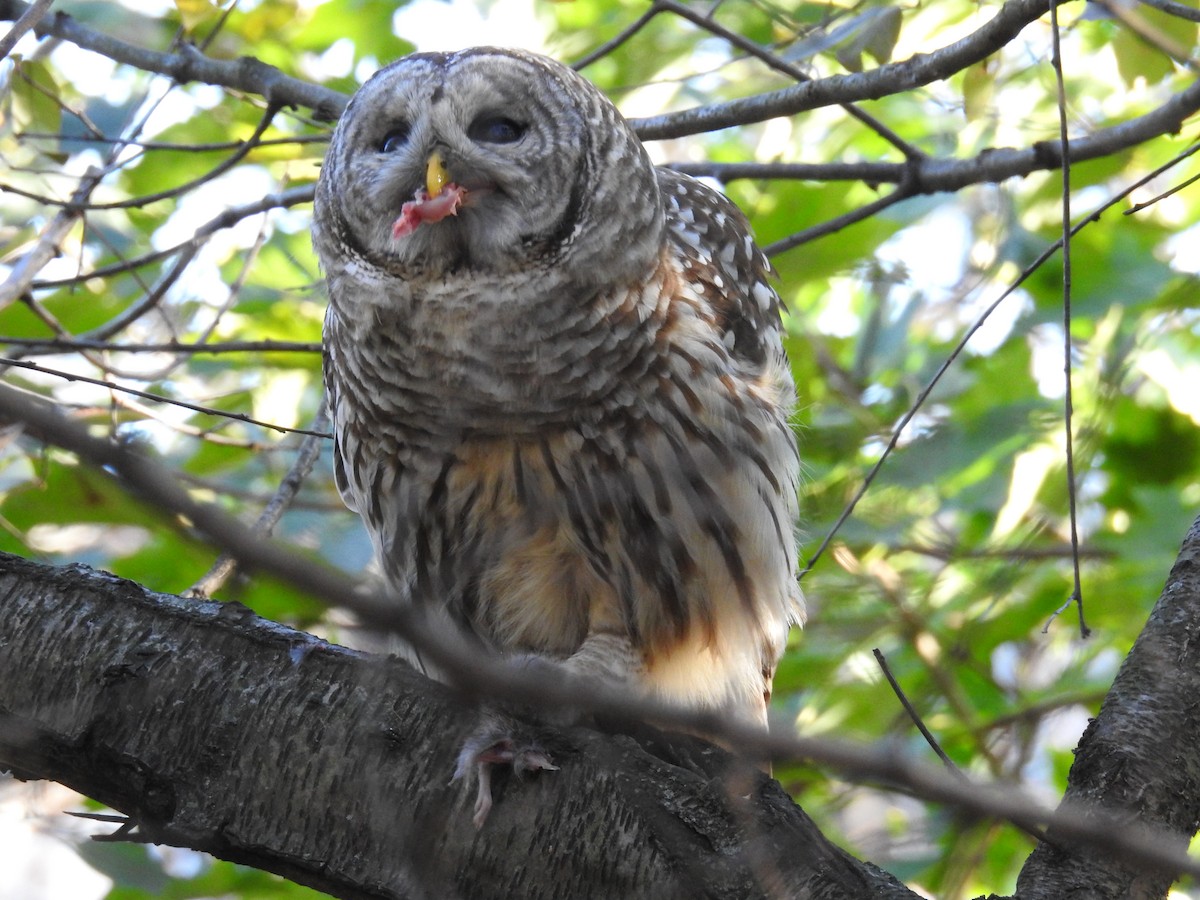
[392,184,467,239]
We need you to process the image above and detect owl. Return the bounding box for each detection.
[313,47,804,825]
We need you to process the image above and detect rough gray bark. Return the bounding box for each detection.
[5,515,1200,898]
[1012,514,1200,899]
[0,551,916,900]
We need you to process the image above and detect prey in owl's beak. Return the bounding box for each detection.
[391,152,468,240]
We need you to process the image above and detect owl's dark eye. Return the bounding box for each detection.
[468,115,526,144]
[378,123,411,153]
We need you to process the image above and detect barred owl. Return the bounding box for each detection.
[313,47,804,824]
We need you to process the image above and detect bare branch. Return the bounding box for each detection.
[186,400,331,598]
[674,74,1200,253]
[29,185,313,292]
[571,6,664,69]
[0,0,50,58]
[0,338,321,354]
[629,0,1069,139]
[0,167,103,314]
[0,0,347,120]
[648,0,924,159]
[1017,514,1200,897]
[0,551,919,900]
[1135,0,1200,22]
[0,0,1129,161]
[0,358,331,438]
[54,103,281,212]
[15,130,327,152]
[674,73,1200,195]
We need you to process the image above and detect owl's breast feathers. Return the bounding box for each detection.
[325,169,802,719]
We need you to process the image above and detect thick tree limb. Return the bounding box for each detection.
[6,382,1200,885]
[7,383,1200,896]
[0,551,917,900]
[1013,513,1200,898]
[7,520,1200,897]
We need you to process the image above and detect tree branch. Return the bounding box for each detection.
[1136,0,1200,23]
[672,75,1200,195]
[0,0,347,120]
[0,550,918,900]
[5,382,1200,885]
[1015,513,1200,898]
[0,0,49,58]
[3,0,1061,139]
[628,0,1068,139]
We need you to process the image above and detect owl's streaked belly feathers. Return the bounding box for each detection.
[325,240,802,721]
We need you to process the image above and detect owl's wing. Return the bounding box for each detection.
[322,315,360,517]
[656,167,785,371]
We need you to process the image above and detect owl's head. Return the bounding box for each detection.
[314,48,664,284]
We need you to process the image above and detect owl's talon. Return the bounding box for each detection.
[453,732,558,829]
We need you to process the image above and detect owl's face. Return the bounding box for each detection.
[315,48,663,281]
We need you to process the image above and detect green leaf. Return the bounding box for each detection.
[9,58,63,135]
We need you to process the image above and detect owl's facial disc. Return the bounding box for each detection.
[318,48,663,280]
[323,53,591,270]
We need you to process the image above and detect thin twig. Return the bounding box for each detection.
[1134,0,1200,22]
[1125,166,1200,214]
[890,542,1112,562]
[126,190,280,385]
[16,130,327,152]
[0,338,321,354]
[110,393,283,450]
[765,179,916,255]
[873,648,961,773]
[798,137,1200,579]
[572,6,664,70]
[651,0,923,160]
[27,104,281,212]
[874,646,1051,848]
[1045,0,1089,639]
[0,167,104,314]
[0,357,330,438]
[27,186,314,291]
[186,399,331,598]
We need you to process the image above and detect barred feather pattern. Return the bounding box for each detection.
[314,48,804,726]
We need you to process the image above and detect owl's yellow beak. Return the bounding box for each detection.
[426,152,450,198]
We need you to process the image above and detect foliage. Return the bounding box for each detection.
[0,0,1197,897]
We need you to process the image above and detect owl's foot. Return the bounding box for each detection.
[452,716,559,828]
